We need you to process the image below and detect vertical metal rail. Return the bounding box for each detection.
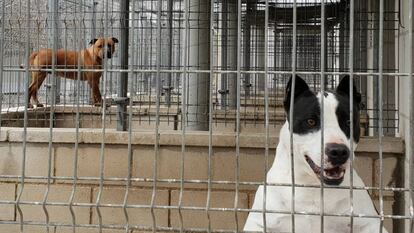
[0,0,5,128]
[15,1,31,232]
[150,0,162,231]
[233,0,242,231]
[220,0,228,109]
[165,0,173,107]
[68,4,82,231]
[378,0,385,231]
[96,0,110,232]
[122,0,136,231]
[262,0,270,232]
[289,1,298,232]
[178,0,190,231]
[91,0,97,39]
[116,0,130,131]
[320,1,326,232]
[42,0,60,232]
[244,2,251,99]
[348,0,355,231]
[47,0,61,105]
[206,0,214,231]
[409,0,414,231]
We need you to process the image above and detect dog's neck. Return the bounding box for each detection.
[85,47,103,65]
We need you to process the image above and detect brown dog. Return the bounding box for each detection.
[24,37,118,107]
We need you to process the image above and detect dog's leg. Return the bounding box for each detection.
[87,77,102,106]
[28,71,47,108]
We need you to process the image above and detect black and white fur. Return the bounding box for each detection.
[244,76,389,233]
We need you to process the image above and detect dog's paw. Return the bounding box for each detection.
[36,103,44,108]
[93,102,102,107]
[27,103,34,108]
[94,101,111,108]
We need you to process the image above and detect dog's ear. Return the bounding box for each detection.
[283,75,310,112]
[336,75,362,106]
[89,38,98,45]
[111,37,119,43]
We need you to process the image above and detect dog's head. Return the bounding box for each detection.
[88,37,119,59]
[283,75,362,185]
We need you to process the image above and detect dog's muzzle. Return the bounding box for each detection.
[102,52,112,59]
[305,143,350,185]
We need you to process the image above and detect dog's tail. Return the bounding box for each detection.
[20,52,38,69]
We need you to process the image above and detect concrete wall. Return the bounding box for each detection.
[0,127,405,232]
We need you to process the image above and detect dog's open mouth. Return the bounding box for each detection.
[304,155,346,185]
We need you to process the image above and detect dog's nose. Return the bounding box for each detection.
[325,143,349,165]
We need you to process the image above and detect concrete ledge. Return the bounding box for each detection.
[0,127,405,154]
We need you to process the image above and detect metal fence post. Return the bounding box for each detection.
[47,0,61,105]
[91,0,97,40]
[116,0,130,131]
[227,0,238,109]
[187,0,210,131]
[243,1,252,99]
[219,0,228,109]
[164,0,174,107]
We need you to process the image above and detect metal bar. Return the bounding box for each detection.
[0,199,412,219]
[0,173,410,191]
[95,0,110,232]
[116,0,130,131]
[67,9,83,233]
[220,0,228,109]
[47,0,61,105]
[91,0,97,39]
[409,0,414,231]
[348,0,355,231]
[6,67,414,77]
[320,0,326,232]
[378,0,385,231]
[206,0,214,231]
[165,0,174,107]
[262,0,270,232]
[150,0,163,231]
[122,0,136,231]
[243,2,252,99]
[42,0,60,232]
[233,0,242,230]
[0,219,409,233]
[179,0,190,231]
[289,0,298,232]
[15,1,32,232]
[0,0,5,128]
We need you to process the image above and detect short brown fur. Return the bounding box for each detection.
[25,37,118,107]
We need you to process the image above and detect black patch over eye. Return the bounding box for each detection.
[335,96,361,143]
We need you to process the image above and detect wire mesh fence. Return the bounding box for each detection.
[0,0,413,232]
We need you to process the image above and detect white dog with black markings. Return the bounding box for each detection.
[244,76,388,233]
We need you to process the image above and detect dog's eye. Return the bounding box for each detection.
[346,119,351,126]
[307,119,317,128]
